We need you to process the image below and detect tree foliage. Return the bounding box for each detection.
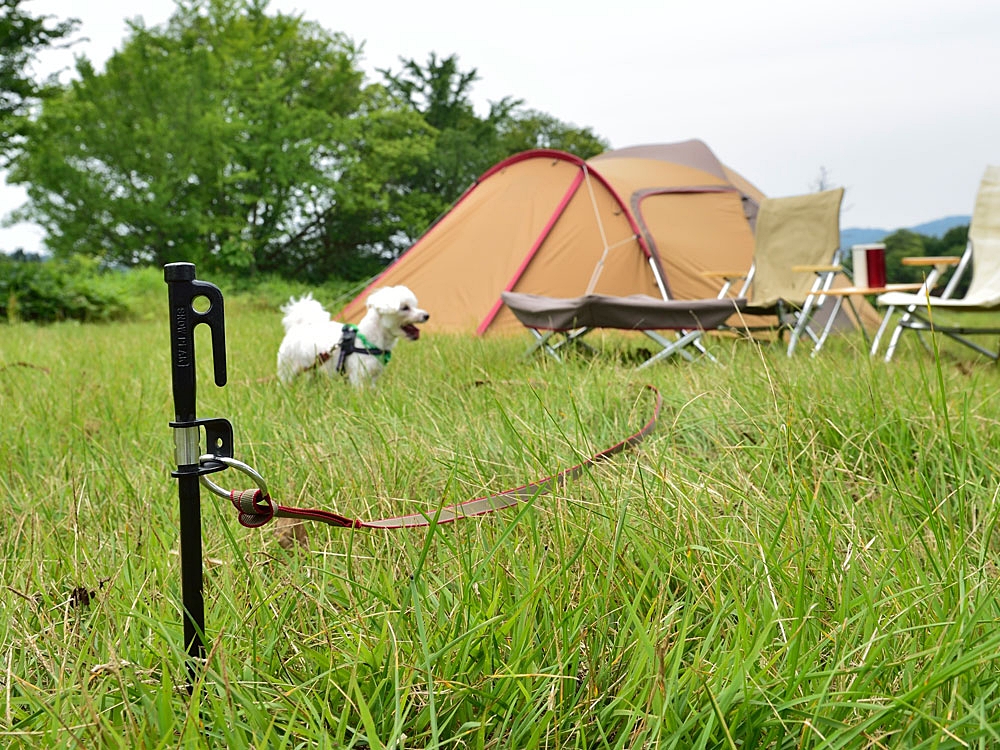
[8,0,434,278]
[7,1,609,281]
[380,53,608,205]
[883,224,970,294]
[0,0,79,164]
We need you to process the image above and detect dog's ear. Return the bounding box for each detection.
[366,287,396,315]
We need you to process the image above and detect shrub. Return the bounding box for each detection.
[0,254,130,323]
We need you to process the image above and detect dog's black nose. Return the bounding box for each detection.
[420,312,430,322]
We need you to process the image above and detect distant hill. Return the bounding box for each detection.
[841,215,971,249]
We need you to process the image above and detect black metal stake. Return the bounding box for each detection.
[164,262,231,674]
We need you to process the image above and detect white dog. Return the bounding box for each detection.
[276,286,429,388]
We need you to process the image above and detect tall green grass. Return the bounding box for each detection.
[2,277,1000,748]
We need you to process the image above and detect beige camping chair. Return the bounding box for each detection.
[874,165,1000,362]
[704,188,847,356]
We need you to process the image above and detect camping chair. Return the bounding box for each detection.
[502,190,847,367]
[702,188,847,356]
[875,165,1000,362]
[500,291,746,368]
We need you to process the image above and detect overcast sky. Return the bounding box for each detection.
[3,0,999,253]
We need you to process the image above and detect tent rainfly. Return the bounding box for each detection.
[339,139,872,335]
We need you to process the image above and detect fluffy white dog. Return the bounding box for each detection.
[276,286,429,388]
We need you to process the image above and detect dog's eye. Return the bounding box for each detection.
[400,304,410,311]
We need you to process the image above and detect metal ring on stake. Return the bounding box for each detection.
[200,454,276,527]
[199,454,269,499]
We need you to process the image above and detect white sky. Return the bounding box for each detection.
[3,0,999,253]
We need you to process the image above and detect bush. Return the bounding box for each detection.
[0,254,130,323]
[219,271,365,313]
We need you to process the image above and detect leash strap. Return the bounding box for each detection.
[219,385,662,530]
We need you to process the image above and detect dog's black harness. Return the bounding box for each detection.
[306,324,391,375]
[334,324,391,372]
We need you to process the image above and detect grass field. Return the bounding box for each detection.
[3,271,1000,748]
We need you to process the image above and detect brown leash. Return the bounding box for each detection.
[204,385,662,530]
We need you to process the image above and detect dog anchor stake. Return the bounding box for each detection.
[164,262,234,682]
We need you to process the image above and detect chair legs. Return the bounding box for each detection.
[523,328,561,361]
[869,305,897,358]
[637,329,717,368]
[788,271,837,356]
[523,327,596,362]
[521,327,716,368]
[880,304,1000,362]
[808,296,847,358]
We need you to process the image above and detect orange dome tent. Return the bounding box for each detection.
[338,139,873,335]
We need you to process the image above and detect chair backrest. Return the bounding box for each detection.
[748,187,844,308]
[962,165,1000,302]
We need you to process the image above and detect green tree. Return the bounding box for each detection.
[926,224,969,258]
[882,224,970,295]
[8,3,609,281]
[0,0,79,164]
[380,53,608,215]
[883,229,926,285]
[7,0,434,278]
[379,52,510,224]
[273,83,438,280]
[495,108,608,157]
[925,223,970,295]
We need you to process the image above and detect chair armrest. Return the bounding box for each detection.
[702,270,749,299]
[898,255,961,294]
[900,255,961,267]
[822,282,925,296]
[701,270,746,281]
[792,264,843,274]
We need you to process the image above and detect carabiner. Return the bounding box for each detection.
[198,454,269,499]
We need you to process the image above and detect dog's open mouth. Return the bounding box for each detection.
[402,324,421,340]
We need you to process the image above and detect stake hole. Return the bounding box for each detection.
[192,295,211,314]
